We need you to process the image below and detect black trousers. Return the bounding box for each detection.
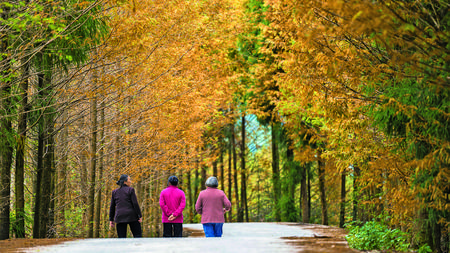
[163,223,183,237]
[116,221,142,238]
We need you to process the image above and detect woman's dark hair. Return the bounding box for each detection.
[117,174,129,187]
[168,176,178,186]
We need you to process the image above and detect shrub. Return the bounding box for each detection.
[345,220,410,252]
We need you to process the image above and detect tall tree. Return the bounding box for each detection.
[0,5,13,239]
[339,170,346,228]
[231,124,241,221]
[240,115,248,222]
[14,61,30,238]
[317,150,328,225]
[271,122,281,221]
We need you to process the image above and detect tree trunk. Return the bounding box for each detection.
[240,115,248,222]
[220,148,225,221]
[34,66,55,238]
[14,61,30,238]
[40,70,56,238]
[87,93,97,238]
[232,125,241,222]
[285,140,298,222]
[186,170,193,223]
[212,160,217,177]
[271,122,281,222]
[317,150,328,225]
[308,167,311,219]
[352,165,360,222]
[227,136,233,222]
[194,166,199,201]
[0,27,13,240]
[57,109,68,237]
[300,163,309,223]
[339,171,346,228]
[33,74,44,238]
[200,165,206,191]
[94,103,104,238]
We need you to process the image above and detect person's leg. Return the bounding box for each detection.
[163,223,173,237]
[129,221,142,238]
[213,223,223,237]
[173,223,183,237]
[202,223,215,237]
[116,223,128,238]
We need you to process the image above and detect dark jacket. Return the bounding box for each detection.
[109,185,142,223]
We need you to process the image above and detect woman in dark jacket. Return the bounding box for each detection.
[109,174,143,238]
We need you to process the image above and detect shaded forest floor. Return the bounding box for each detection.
[2,223,361,253]
[1,238,76,253]
[282,223,361,253]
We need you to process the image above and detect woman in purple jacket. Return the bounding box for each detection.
[159,176,186,237]
[109,174,143,238]
[195,176,231,237]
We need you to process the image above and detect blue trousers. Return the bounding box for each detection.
[202,223,224,237]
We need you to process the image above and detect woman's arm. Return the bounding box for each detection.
[109,191,116,226]
[159,191,171,216]
[223,192,231,212]
[172,191,186,217]
[130,188,142,218]
[195,193,203,214]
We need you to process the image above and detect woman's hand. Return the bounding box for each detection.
[110,221,115,228]
[168,214,176,221]
[138,217,143,223]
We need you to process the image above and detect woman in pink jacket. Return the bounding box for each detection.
[195,176,231,237]
[159,176,186,237]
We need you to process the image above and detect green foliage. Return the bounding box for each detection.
[417,244,432,253]
[345,220,410,252]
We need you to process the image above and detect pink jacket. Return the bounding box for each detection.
[195,187,231,224]
[159,186,186,223]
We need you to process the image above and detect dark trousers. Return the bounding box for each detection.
[163,223,183,237]
[116,221,142,238]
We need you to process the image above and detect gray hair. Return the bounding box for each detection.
[205,176,218,188]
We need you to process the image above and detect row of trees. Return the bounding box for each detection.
[1,0,448,252]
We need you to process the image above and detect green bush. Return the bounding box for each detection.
[345,220,410,252]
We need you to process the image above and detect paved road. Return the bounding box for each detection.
[26,222,314,253]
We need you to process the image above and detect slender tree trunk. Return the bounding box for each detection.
[352,165,360,222]
[212,160,217,177]
[240,116,248,222]
[88,92,97,238]
[308,167,311,218]
[286,140,297,222]
[40,71,56,238]
[194,166,199,200]
[34,66,55,238]
[339,171,346,228]
[186,170,193,223]
[317,150,328,225]
[33,73,45,238]
[200,165,206,191]
[58,109,68,237]
[219,148,225,221]
[271,122,281,222]
[227,137,233,222]
[232,125,241,221]
[94,103,104,238]
[300,163,309,223]
[14,61,30,238]
[0,26,13,240]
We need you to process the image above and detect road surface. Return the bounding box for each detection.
[25,222,315,253]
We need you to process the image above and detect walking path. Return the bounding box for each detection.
[24,222,315,253]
